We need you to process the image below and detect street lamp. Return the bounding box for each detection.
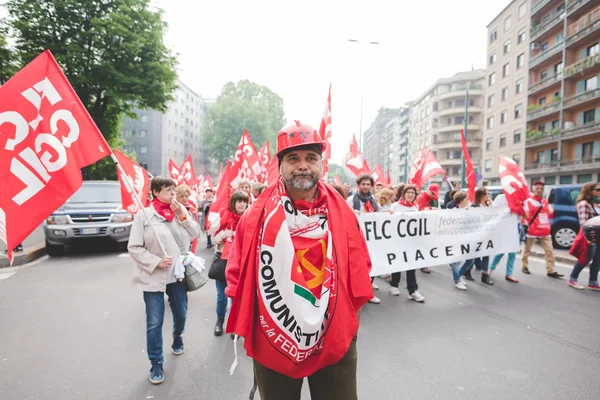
[348,39,379,152]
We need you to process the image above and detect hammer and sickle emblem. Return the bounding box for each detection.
[295,239,327,289]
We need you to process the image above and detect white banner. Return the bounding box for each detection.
[359,207,520,276]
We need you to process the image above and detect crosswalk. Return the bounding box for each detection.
[0,255,48,284]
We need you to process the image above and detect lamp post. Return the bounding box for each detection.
[348,39,379,152]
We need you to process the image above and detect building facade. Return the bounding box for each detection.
[484,0,531,185]
[388,106,411,185]
[525,0,600,185]
[120,80,208,177]
[362,107,402,173]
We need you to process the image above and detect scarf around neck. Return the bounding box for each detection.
[353,191,378,212]
[152,198,174,222]
[398,198,416,208]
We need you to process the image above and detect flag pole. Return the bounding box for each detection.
[110,153,168,257]
[461,89,469,188]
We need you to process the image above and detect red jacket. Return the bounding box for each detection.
[416,192,437,211]
[524,195,554,237]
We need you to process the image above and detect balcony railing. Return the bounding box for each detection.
[560,156,600,168]
[526,101,562,121]
[525,161,560,171]
[532,0,552,16]
[531,12,565,42]
[528,72,563,94]
[563,87,600,108]
[530,42,565,68]
[525,128,560,146]
[567,6,600,46]
[561,119,600,138]
[567,0,593,16]
[564,53,600,77]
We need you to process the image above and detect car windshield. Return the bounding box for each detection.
[66,184,121,204]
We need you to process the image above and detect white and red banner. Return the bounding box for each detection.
[179,154,197,188]
[233,129,261,183]
[498,156,530,216]
[0,50,110,261]
[371,164,388,186]
[319,84,332,180]
[410,150,446,190]
[207,161,232,236]
[460,129,476,202]
[168,159,185,185]
[257,141,271,183]
[345,134,363,176]
[114,149,150,214]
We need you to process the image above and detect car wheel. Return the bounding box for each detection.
[45,240,65,257]
[552,224,577,249]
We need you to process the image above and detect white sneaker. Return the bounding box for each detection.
[454,281,468,290]
[409,290,425,302]
[368,296,381,304]
[390,287,400,296]
[372,282,379,290]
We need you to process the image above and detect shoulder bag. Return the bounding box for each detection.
[164,220,208,292]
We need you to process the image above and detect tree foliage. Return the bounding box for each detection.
[4,0,178,178]
[203,80,286,162]
[328,163,353,184]
[0,26,17,84]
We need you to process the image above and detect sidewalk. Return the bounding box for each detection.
[522,241,575,264]
[0,225,46,268]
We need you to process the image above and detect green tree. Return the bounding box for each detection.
[203,80,286,162]
[328,163,353,184]
[5,0,178,178]
[0,26,17,84]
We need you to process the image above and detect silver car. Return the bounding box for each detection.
[43,181,134,256]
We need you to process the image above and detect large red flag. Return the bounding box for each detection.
[361,159,371,175]
[387,171,392,186]
[345,134,363,176]
[168,159,185,185]
[499,156,530,216]
[207,162,232,236]
[411,150,447,190]
[0,50,110,262]
[265,155,280,186]
[257,141,270,183]
[319,84,332,180]
[179,155,197,187]
[114,149,150,214]
[409,148,425,183]
[460,129,476,202]
[371,164,387,186]
[233,129,261,183]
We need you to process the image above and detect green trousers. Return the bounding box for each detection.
[253,338,358,400]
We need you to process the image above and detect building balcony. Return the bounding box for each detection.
[563,87,600,109]
[565,53,600,78]
[530,42,565,69]
[567,0,594,17]
[531,11,565,42]
[527,157,600,173]
[438,123,481,133]
[434,137,481,150]
[438,106,482,117]
[561,119,600,139]
[525,129,560,148]
[528,72,563,95]
[532,0,553,18]
[524,160,561,173]
[567,6,600,47]
[526,100,562,122]
[438,158,463,166]
[438,86,484,100]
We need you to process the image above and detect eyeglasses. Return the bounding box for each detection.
[594,188,600,192]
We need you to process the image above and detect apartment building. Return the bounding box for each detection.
[362,107,402,173]
[525,0,600,185]
[483,0,531,185]
[392,107,411,184]
[409,70,485,184]
[120,80,209,177]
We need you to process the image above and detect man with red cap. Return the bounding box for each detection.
[415,183,440,273]
[522,181,563,278]
[225,121,373,400]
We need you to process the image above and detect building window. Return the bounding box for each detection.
[578,174,593,183]
[553,62,563,74]
[540,70,548,80]
[485,159,492,172]
[504,15,512,31]
[539,97,547,106]
[500,135,507,147]
[514,130,521,143]
[140,130,148,138]
[556,32,564,44]
[518,28,526,44]
[583,109,595,123]
[486,138,493,151]
[503,63,510,78]
[585,42,600,58]
[545,176,556,185]
[519,2,527,18]
[489,73,496,86]
[490,30,497,43]
[514,104,523,119]
[141,115,148,122]
[513,154,520,165]
[516,79,524,94]
[504,40,511,54]
[489,52,497,65]
[541,42,549,52]
[517,53,525,69]
[487,116,494,129]
[501,111,508,124]
[140,146,148,154]
[560,175,573,185]
[488,95,495,107]
[502,87,509,101]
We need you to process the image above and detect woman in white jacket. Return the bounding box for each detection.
[128,176,200,385]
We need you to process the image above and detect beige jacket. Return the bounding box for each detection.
[128,206,201,292]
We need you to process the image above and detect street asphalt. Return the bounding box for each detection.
[0,236,598,400]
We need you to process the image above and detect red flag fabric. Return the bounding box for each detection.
[114,149,150,214]
[371,164,387,185]
[334,175,342,187]
[345,134,363,176]
[204,174,214,192]
[361,159,371,175]
[207,162,232,236]
[257,141,270,183]
[219,162,224,181]
[319,84,332,180]
[265,156,280,186]
[233,129,261,183]
[408,148,425,185]
[387,171,392,186]
[498,156,530,216]
[460,129,476,202]
[0,50,110,262]
[168,159,184,185]
[411,150,447,190]
[179,155,197,187]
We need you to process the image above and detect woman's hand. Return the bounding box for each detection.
[158,256,174,269]
[171,199,187,218]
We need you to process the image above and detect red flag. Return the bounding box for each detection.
[179,155,197,187]
[0,50,110,262]
[361,159,371,175]
[411,150,447,190]
[219,162,224,181]
[345,134,363,176]
[409,148,425,183]
[257,141,271,183]
[371,164,387,186]
[319,84,332,180]
[204,174,214,192]
[207,162,232,236]
[114,149,150,213]
[387,171,392,186]
[460,129,476,202]
[334,175,342,187]
[168,159,185,184]
[265,156,280,186]
[499,156,530,216]
[233,129,261,182]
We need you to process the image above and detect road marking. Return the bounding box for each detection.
[0,255,49,284]
[118,253,129,258]
[0,271,17,282]
[515,255,572,270]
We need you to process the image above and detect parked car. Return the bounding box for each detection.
[43,181,133,256]
[544,184,583,249]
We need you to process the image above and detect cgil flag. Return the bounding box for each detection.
[113,149,150,214]
[460,129,477,202]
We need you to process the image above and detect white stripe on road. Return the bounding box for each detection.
[118,253,129,258]
[0,271,17,282]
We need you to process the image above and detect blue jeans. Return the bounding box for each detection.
[143,281,188,365]
[451,259,475,282]
[215,279,227,319]
[490,253,515,277]
[570,244,600,285]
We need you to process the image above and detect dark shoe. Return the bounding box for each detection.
[230,333,236,340]
[206,244,213,249]
[547,271,564,279]
[149,362,164,385]
[463,270,474,281]
[521,268,531,275]
[481,273,494,286]
[505,276,519,283]
[14,245,23,252]
[421,267,431,274]
[214,318,224,336]
[172,335,184,355]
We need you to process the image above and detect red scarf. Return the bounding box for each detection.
[226,181,373,379]
[398,198,415,208]
[227,211,242,231]
[152,198,174,222]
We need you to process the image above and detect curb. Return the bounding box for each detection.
[528,250,575,265]
[0,242,46,268]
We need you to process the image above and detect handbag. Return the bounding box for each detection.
[208,251,227,281]
[164,220,208,292]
